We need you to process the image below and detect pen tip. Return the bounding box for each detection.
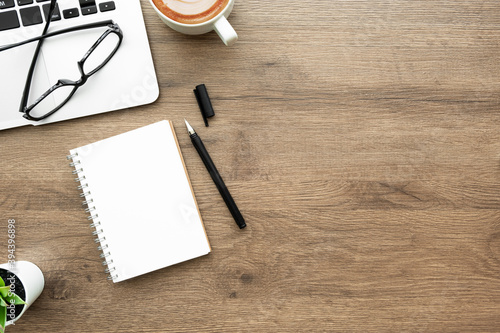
[184,119,195,135]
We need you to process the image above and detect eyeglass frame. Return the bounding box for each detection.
[0,0,123,121]
[23,23,123,121]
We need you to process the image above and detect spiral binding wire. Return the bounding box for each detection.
[67,152,118,281]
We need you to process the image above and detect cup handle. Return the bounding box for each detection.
[213,16,238,46]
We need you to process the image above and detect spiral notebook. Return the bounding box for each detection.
[68,120,211,283]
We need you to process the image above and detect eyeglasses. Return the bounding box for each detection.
[0,0,123,121]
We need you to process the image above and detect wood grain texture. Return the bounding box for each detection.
[1,0,499,331]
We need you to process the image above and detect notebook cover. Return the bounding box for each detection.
[69,120,210,282]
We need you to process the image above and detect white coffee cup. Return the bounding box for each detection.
[149,0,238,46]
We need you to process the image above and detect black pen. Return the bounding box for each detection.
[184,119,246,229]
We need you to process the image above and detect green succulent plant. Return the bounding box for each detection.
[0,276,26,333]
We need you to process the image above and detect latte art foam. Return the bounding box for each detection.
[163,0,219,15]
[152,0,229,24]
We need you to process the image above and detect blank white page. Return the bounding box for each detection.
[69,120,210,283]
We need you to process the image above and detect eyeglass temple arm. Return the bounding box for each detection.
[17,0,56,114]
[0,20,115,52]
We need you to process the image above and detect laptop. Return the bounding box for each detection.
[0,0,159,130]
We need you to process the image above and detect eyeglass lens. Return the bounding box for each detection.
[28,85,76,119]
[82,31,121,75]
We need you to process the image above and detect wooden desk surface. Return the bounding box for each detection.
[2,0,499,331]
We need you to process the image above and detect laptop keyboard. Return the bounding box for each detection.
[0,0,116,31]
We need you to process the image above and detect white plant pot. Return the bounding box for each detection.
[0,261,44,326]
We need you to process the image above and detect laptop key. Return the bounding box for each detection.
[42,3,61,21]
[79,0,95,6]
[99,1,115,12]
[62,7,79,19]
[20,6,43,26]
[81,5,96,15]
[0,0,15,9]
[0,10,20,31]
[17,0,33,5]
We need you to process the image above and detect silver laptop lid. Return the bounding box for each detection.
[0,0,159,130]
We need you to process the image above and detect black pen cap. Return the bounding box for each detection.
[194,84,215,127]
